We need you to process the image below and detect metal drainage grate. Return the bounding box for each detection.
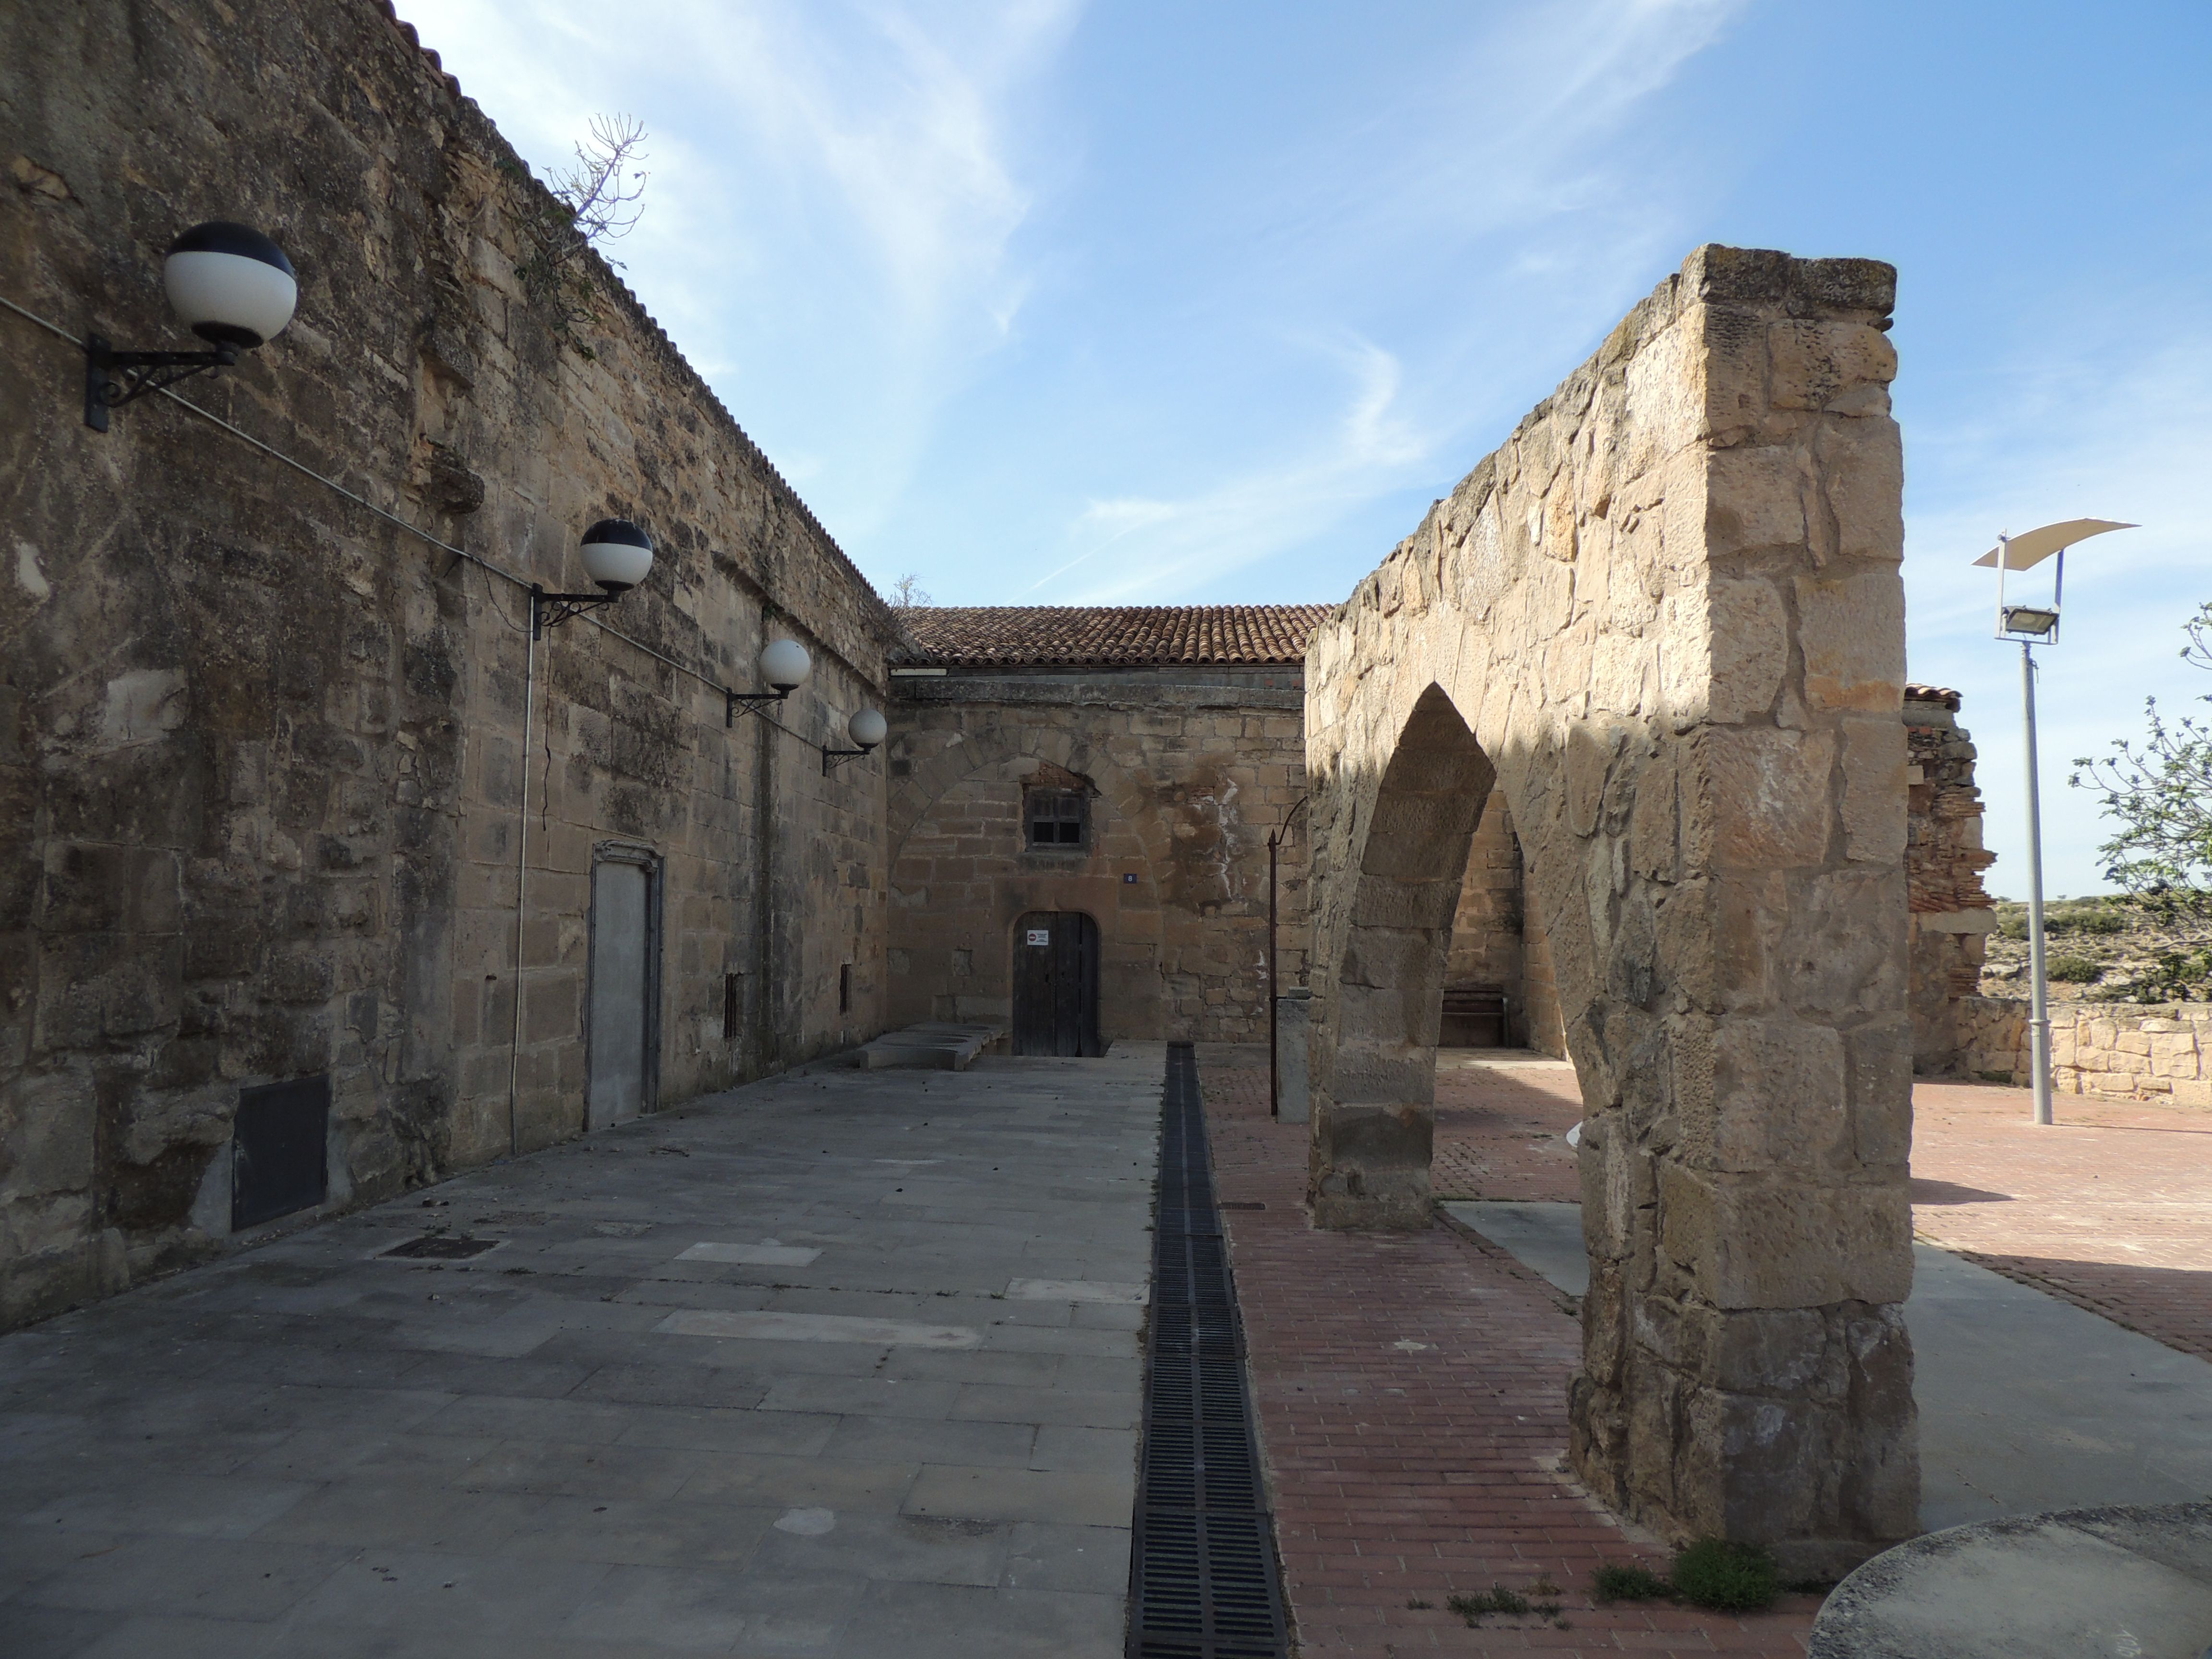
[1129,1043,1290,1659]
[381,1235,502,1261]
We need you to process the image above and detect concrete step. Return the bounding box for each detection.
[856,1021,1007,1071]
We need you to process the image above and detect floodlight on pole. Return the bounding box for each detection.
[1972,517,2136,1126]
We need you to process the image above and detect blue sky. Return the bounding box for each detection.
[404,0,2211,897]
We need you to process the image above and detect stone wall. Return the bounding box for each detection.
[1903,686,1996,1071]
[885,669,1308,1042]
[1441,787,1569,1053]
[1957,997,2212,1106]
[1300,246,1915,1569]
[1,0,894,1326]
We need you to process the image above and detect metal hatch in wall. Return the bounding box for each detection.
[1013,910,1103,1057]
[231,1074,330,1230]
[587,845,661,1130]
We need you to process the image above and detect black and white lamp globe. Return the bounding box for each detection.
[758,638,812,695]
[578,519,654,594]
[846,708,887,750]
[162,222,298,349]
[83,219,301,430]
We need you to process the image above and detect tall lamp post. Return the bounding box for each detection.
[1973,517,2136,1124]
[1266,795,1309,1120]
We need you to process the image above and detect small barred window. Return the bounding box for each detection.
[1026,788,1087,850]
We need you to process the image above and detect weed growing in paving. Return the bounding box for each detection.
[1594,1541,1782,1613]
[1446,1587,1528,1625]
[1670,1539,1779,1611]
[1405,1597,1433,1610]
[1593,1563,1671,1603]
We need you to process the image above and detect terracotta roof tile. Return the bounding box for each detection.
[1905,683,1963,711]
[898,606,1329,667]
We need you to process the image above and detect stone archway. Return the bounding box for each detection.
[1302,246,1917,1573]
[1309,685,1495,1228]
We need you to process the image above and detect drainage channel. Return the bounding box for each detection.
[1128,1042,1291,1659]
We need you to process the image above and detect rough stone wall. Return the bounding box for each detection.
[1958,998,2212,1106]
[1,0,893,1326]
[1301,246,1914,1569]
[1442,787,1529,1046]
[886,670,1308,1042]
[1903,686,1996,1071]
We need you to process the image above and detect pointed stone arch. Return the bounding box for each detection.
[1309,684,1496,1227]
[1302,246,1916,1573]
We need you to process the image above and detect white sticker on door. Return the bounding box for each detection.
[1026,928,1050,946]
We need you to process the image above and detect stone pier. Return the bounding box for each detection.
[1301,246,1917,1571]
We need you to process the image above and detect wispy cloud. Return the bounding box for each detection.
[1032,334,1438,600]
[1018,0,1751,602]
[403,0,1077,538]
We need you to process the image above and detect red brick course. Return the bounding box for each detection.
[1909,1081,2212,1364]
[1199,1046,1817,1657]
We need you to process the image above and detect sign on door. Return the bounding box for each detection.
[1026,928,1050,946]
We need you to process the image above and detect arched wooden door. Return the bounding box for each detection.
[1011,912,1102,1057]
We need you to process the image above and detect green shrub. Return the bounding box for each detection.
[2047,908,2128,936]
[1592,1563,1671,1603]
[1669,1539,1779,1612]
[2047,955,2105,983]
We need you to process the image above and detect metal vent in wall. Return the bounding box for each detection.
[231,1075,330,1231]
[1129,1044,1290,1659]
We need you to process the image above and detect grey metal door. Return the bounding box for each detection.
[587,857,653,1129]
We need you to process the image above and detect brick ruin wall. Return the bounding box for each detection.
[885,671,1309,1042]
[1,0,894,1325]
[1903,687,1996,1071]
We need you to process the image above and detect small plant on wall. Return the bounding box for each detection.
[502,114,650,359]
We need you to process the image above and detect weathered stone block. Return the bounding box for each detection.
[1798,573,1906,713]
[1684,728,1836,870]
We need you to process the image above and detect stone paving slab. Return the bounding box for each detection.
[1434,1059,2212,1369]
[0,1047,1165,1658]
[1911,1082,2212,1364]
[1440,1201,2212,1531]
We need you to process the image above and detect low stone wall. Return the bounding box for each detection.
[1957,997,2212,1106]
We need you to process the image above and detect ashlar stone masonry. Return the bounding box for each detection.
[886,608,1319,1044]
[1301,246,1916,1571]
[1,0,894,1326]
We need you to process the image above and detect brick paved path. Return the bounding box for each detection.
[1198,1046,1817,1658]
[1430,1058,2212,1369]
[1909,1082,2212,1364]
[1431,1055,1584,1203]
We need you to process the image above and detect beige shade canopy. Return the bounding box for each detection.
[1973,518,2138,569]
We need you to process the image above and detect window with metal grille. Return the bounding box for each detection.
[1025,788,1086,849]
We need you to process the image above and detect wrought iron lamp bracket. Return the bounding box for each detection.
[821,745,875,776]
[529,584,621,638]
[84,334,239,431]
[725,689,791,726]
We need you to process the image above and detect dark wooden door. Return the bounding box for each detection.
[1012,911,1101,1057]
